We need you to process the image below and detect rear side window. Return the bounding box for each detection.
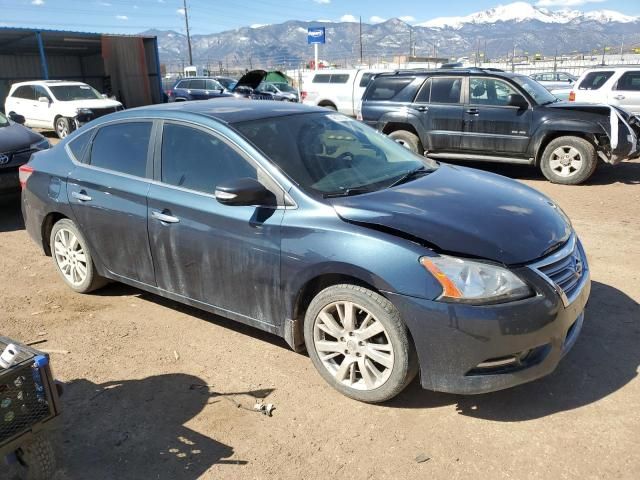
[88,122,152,177]
[176,80,189,89]
[161,123,257,193]
[578,71,614,90]
[359,73,376,87]
[67,130,93,163]
[366,77,414,101]
[430,77,463,104]
[615,72,640,91]
[312,74,331,84]
[13,85,35,100]
[330,74,349,84]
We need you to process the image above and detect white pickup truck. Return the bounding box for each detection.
[302,69,380,117]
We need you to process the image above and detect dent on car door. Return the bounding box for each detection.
[147,121,284,327]
[67,121,156,285]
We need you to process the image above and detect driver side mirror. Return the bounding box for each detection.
[38,96,50,103]
[215,178,276,207]
[101,93,108,98]
[507,93,528,109]
[8,112,25,124]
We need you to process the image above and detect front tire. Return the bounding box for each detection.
[55,117,72,139]
[540,136,597,185]
[388,130,423,155]
[304,284,417,403]
[50,218,106,293]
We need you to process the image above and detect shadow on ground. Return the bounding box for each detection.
[47,373,261,479]
[389,281,640,420]
[0,193,24,233]
[449,159,640,185]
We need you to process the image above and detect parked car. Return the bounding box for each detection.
[361,67,640,185]
[22,99,590,403]
[0,111,49,195]
[256,82,299,102]
[302,68,380,116]
[231,70,289,101]
[550,87,572,101]
[4,81,123,139]
[569,67,640,114]
[530,72,577,91]
[167,77,233,102]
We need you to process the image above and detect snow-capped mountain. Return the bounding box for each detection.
[419,2,638,29]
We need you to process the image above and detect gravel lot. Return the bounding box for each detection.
[2,137,639,479]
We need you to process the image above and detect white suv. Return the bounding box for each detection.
[570,67,640,114]
[4,80,123,138]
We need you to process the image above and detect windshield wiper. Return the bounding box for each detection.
[323,187,374,198]
[386,166,431,189]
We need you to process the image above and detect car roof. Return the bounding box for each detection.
[11,80,89,88]
[580,66,640,73]
[374,68,522,80]
[127,98,327,124]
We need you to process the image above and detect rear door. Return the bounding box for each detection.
[410,76,464,152]
[8,86,38,126]
[147,121,284,326]
[609,71,640,115]
[67,120,156,286]
[187,79,207,100]
[461,76,532,156]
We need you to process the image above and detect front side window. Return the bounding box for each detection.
[161,123,257,193]
[49,84,102,101]
[234,112,438,196]
[578,71,614,90]
[33,86,51,101]
[205,79,222,91]
[469,78,519,106]
[88,122,152,177]
[430,77,462,104]
[615,72,640,92]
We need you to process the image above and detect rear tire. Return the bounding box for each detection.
[540,136,597,185]
[388,130,423,155]
[50,218,106,293]
[304,284,417,403]
[15,434,56,480]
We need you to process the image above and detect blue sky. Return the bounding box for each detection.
[0,0,637,35]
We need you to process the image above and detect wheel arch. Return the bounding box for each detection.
[317,99,337,109]
[534,129,600,166]
[41,212,69,256]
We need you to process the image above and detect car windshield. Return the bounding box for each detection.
[512,76,557,105]
[234,112,438,196]
[271,82,295,92]
[0,112,8,128]
[49,84,102,101]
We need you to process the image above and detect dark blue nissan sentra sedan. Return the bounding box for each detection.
[20,99,590,403]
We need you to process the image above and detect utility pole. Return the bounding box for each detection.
[183,0,193,66]
[408,25,412,59]
[359,16,363,64]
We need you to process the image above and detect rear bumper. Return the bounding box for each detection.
[387,268,591,394]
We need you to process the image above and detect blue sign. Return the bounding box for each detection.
[307,27,326,45]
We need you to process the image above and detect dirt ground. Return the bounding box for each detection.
[1,136,639,479]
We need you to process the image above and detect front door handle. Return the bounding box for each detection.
[613,94,625,100]
[414,105,429,112]
[71,191,92,202]
[152,210,180,224]
[466,108,480,115]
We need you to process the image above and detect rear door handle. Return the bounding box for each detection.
[613,95,625,100]
[466,108,480,115]
[71,191,92,202]
[414,105,429,112]
[152,210,180,224]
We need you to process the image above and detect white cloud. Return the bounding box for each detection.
[31,0,44,5]
[536,0,604,6]
[340,14,358,22]
[314,0,331,4]
[99,2,112,6]
[370,16,386,23]
[115,15,128,20]
[399,15,416,22]
[176,8,185,15]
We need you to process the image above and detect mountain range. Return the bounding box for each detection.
[146,2,640,69]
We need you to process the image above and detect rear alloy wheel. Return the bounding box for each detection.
[304,284,417,403]
[55,117,72,139]
[540,136,597,185]
[388,130,423,155]
[50,219,106,293]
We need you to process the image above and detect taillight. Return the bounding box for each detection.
[19,165,34,189]
[301,91,307,101]
[568,91,575,102]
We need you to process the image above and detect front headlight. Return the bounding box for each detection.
[76,108,93,115]
[420,255,532,304]
[30,138,50,151]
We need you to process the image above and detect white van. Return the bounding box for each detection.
[302,69,381,117]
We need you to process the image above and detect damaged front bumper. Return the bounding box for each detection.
[606,109,640,163]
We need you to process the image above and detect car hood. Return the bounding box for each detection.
[61,99,122,109]
[330,165,572,265]
[0,121,44,152]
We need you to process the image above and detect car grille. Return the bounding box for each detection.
[0,148,35,169]
[91,107,119,118]
[529,235,588,307]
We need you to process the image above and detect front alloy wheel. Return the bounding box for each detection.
[304,284,417,403]
[540,136,597,185]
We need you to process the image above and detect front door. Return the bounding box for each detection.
[31,86,54,127]
[609,71,640,115]
[461,76,532,156]
[147,121,284,327]
[410,76,464,152]
[67,120,156,286]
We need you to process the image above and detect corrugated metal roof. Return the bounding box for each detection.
[0,26,156,39]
